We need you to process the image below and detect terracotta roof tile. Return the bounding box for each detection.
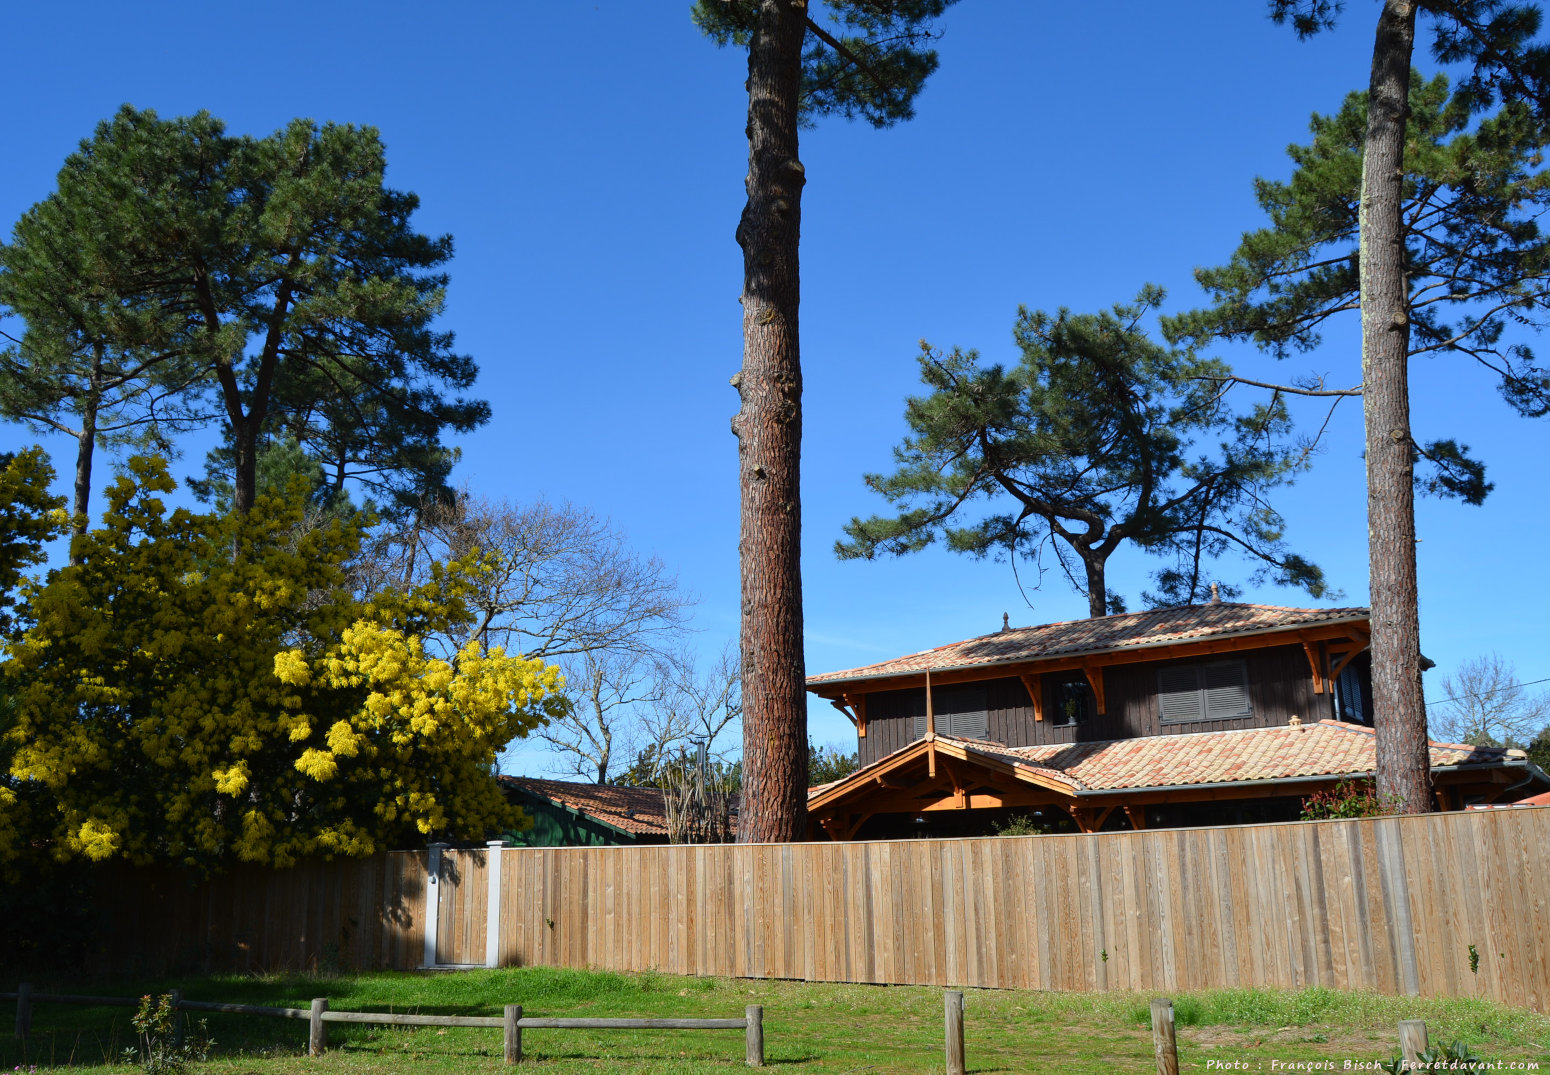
[812,720,1514,802]
[500,776,742,838]
[807,603,1369,687]
[948,720,1503,792]
[500,777,672,836]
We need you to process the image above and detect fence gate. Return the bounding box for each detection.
[421,842,504,969]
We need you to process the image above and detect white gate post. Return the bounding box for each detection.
[422,841,450,969]
[485,839,507,968]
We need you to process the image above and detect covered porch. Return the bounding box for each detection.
[806,722,1545,841]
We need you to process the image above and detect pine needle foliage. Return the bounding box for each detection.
[839,289,1329,616]
[1166,73,1550,506]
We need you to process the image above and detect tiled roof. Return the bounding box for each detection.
[807,603,1369,687]
[970,720,1502,791]
[814,720,1515,801]
[500,777,672,836]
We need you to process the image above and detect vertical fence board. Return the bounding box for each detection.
[79,809,1550,1013]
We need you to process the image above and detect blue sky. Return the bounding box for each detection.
[3,2,1546,775]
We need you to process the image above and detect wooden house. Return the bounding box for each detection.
[804,602,1546,840]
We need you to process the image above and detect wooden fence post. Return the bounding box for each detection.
[1150,997,1179,1075]
[944,991,965,1075]
[1399,1020,1428,1067]
[745,1004,763,1067]
[170,989,184,1049]
[503,1004,521,1064]
[309,998,328,1057]
[14,982,31,1044]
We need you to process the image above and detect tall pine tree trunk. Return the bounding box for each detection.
[1082,552,1107,619]
[231,414,260,515]
[732,0,808,844]
[67,346,104,564]
[69,396,98,565]
[1359,0,1433,814]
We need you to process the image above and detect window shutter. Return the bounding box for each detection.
[937,685,989,740]
[950,706,990,740]
[1336,664,1366,724]
[1202,661,1252,721]
[913,705,928,741]
[1158,665,1202,723]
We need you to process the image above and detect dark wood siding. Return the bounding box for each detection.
[850,642,1335,762]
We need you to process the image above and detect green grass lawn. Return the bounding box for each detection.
[4,968,1547,1074]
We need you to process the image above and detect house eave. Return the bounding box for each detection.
[806,613,1371,696]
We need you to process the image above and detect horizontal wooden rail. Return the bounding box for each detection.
[11,985,765,1066]
[517,1017,748,1029]
[180,1000,310,1018]
[318,1010,502,1028]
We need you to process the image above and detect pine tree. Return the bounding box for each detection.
[1176,1,1550,813]
[842,289,1329,617]
[693,0,958,843]
[0,116,209,553]
[2,106,486,521]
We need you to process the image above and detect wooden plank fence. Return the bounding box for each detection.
[88,807,1550,1012]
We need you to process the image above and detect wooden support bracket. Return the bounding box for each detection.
[1328,641,1368,684]
[1083,665,1106,715]
[829,693,869,738]
[1124,804,1148,831]
[1068,805,1115,834]
[1020,673,1044,721]
[1301,637,1326,695]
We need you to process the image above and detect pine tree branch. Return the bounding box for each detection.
[1198,373,1364,396]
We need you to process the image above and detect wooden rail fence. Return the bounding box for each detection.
[84,807,1550,1012]
[6,987,765,1066]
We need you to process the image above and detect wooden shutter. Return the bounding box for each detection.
[1202,661,1252,721]
[1158,665,1203,723]
[938,685,989,740]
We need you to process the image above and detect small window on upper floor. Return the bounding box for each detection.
[1157,659,1252,724]
[1047,674,1093,727]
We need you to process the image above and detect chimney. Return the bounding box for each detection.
[1209,582,1221,604]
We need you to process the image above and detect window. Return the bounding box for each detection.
[1157,660,1252,724]
[1336,661,1369,725]
[1047,675,1093,726]
[913,684,989,740]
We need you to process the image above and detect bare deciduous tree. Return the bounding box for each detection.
[369,490,692,660]
[535,648,661,784]
[1429,654,1550,748]
[356,490,697,783]
[652,644,742,761]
